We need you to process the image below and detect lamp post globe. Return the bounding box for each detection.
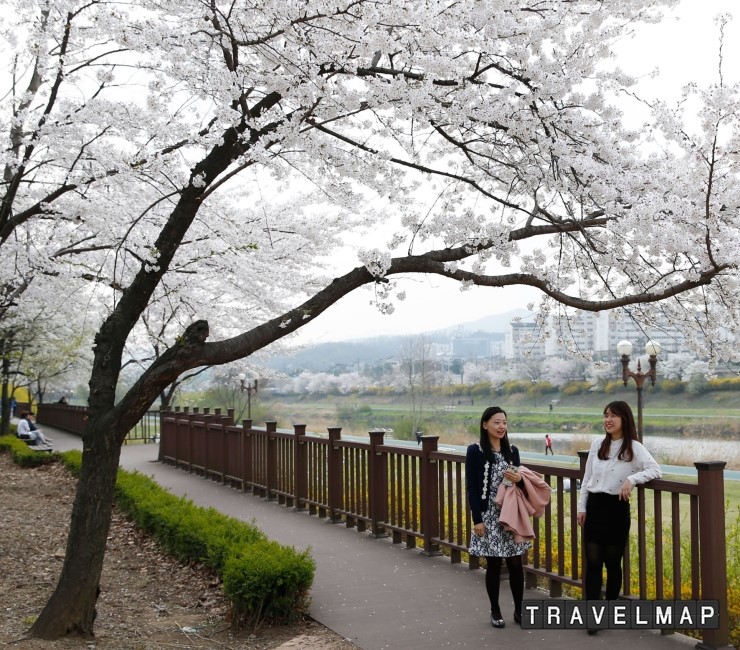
[615,338,659,443]
[237,373,258,420]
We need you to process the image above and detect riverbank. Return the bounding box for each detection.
[255,390,740,443]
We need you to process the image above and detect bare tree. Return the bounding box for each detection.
[399,335,433,433]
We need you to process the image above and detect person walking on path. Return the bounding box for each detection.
[544,434,554,455]
[576,400,662,635]
[465,406,529,629]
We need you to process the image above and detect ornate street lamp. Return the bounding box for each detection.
[237,373,259,420]
[616,339,661,442]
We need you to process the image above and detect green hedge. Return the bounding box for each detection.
[0,432,58,467]
[223,541,315,628]
[5,442,315,630]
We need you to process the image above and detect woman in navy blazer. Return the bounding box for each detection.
[466,406,529,628]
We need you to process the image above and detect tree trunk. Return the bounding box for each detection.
[29,418,122,638]
[1,342,9,436]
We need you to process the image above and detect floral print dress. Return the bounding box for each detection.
[468,449,532,558]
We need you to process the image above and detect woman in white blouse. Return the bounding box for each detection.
[576,401,661,631]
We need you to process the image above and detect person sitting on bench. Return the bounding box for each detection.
[16,411,53,447]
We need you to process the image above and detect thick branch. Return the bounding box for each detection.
[113,244,731,429]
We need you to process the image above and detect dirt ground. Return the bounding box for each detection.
[0,453,358,649]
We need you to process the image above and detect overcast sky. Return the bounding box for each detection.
[295,1,739,345]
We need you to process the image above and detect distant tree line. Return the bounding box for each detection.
[266,374,740,398]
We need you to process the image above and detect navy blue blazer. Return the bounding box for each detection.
[465,443,521,525]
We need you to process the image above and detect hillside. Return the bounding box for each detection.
[266,308,529,373]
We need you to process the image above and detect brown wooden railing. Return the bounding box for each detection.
[31,403,730,648]
[36,403,160,444]
[158,406,730,649]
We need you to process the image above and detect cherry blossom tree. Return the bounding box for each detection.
[543,357,588,387]
[1,0,738,640]
[0,283,90,432]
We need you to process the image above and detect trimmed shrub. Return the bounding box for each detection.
[561,381,591,396]
[55,449,314,629]
[469,381,493,398]
[0,434,58,467]
[603,380,624,395]
[657,379,685,394]
[707,377,740,392]
[112,470,266,570]
[60,449,83,474]
[223,540,315,629]
[502,380,529,395]
[527,380,556,397]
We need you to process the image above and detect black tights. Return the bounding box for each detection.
[584,542,625,601]
[485,555,524,615]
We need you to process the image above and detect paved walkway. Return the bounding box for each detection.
[45,427,699,650]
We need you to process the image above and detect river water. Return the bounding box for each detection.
[510,432,739,469]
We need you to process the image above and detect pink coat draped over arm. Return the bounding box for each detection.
[494,466,552,543]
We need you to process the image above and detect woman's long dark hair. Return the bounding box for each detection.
[479,406,514,464]
[598,400,637,461]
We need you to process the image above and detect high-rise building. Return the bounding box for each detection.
[504,320,547,359]
[505,310,688,360]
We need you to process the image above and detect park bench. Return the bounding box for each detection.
[17,432,53,452]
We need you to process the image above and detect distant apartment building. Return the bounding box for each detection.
[505,311,686,360]
[602,312,683,356]
[504,321,547,360]
[451,337,490,359]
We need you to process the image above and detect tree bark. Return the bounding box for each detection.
[29,420,122,638]
[1,340,9,436]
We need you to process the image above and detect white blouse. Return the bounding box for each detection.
[577,437,662,512]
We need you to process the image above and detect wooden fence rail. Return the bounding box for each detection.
[36,403,160,444]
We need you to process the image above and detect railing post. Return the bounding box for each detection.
[218,419,226,484]
[203,414,213,479]
[226,408,235,424]
[327,427,343,523]
[158,410,167,463]
[293,424,307,511]
[186,413,193,473]
[241,419,253,493]
[421,435,442,556]
[368,429,389,538]
[695,461,730,650]
[266,421,278,501]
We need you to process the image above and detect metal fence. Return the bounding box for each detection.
[159,406,730,650]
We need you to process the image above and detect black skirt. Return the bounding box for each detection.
[584,492,630,546]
